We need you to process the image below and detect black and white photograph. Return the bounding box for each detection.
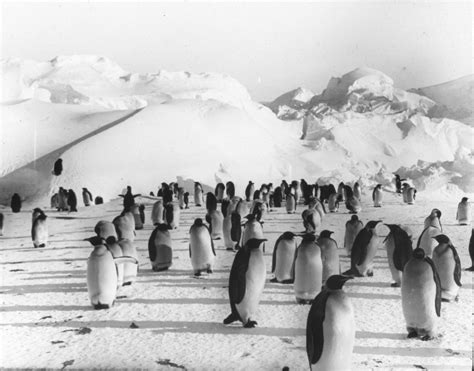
[0,1,472,369]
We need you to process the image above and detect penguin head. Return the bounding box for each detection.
[301,233,317,242]
[105,236,117,245]
[156,223,171,232]
[325,275,353,290]
[350,215,359,222]
[280,231,296,240]
[32,207,44,215]
[413,248,425,259]
[430,208,442,218]
[433,234,450,244]
[193,218,204,227]
[461,197,468,203]
[366,220,381,229]
[84,236,104,247]
[319,230,334,239]
[245,238,267,250]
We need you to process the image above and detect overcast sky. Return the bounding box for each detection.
[1,1,472,101]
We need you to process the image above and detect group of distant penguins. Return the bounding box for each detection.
[1,174,473,370]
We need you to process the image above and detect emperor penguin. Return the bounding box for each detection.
[118,238,139,286]
[466,229,474,271]
[164,202,181,230]
[394,174,406,194]
[273,186,283,207]
[183,192,190,209]
[306,275,355,371]
[245,181,255,202]
[148,223,173,271]
[94,196,103,205]
[11,193,22,213]
[214,183,225,202]
[402,248,441,340]
[344,215,364,256]
[317,230,340,283]
[32,207,44,223]
[194,182,203,207]
[82,188,93,207]
[230,211,243,251]
[178,187,186,209]
[67,189,78,212]
[105,236,125,288]
[456,197,471,225]
[0,212,3,236]
[58,187,68,211]
[302,208,321,235]
[424,209,443,231]
[384,224,413,287]
[206,208,224,240]
[353,182,362,201]
[337,182,346,200]
[294,233,323,304]
[51,193,59,210]
[432,235,462,302]
[327,193,342,212]
[130,204,143,230]
[225,181,236,198]
[401,183,410,203]
[308,197,325,220]
[95,220,118,241]
[344,185,361,214]
[250,199,267,222]
[416,225,441,258]
[406,186,417,205]
[271,232,297,283]
[221,199,235,250]
[223,238,267,327]
[286,193,297,214]
[241,214,265,250]
[85,236,138,309]
[206,192,218,214]
[53,158,63,176]
[343,220,382,277]
[235,198,250,218]
[32,209,48,248]
[151,199,165,225]
[113,212,135,241]
[189,218,216,276]
[372,184,383,207]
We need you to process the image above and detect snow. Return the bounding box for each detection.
[0,191,472,370]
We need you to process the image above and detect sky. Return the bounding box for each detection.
[1,1,472,101]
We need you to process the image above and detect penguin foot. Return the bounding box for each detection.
[244,320,257,328]
[464,266,474,271]
[281,279,294,284]
[390,282,400,288]
[122,281,132,286]
[296,298,312,305]
[153,266,170,272]
[407,330,418,338]
[367,271,374,277]
[39,244,46,248]
[94,303,110,310]
[421,335,434,341]
[223,313,239,325]
[207,268,213,274]
[270,278,278,283]
[194,271,201,277]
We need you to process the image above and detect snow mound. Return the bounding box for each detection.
[1,56,253,110]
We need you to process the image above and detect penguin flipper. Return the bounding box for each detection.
[148,227,158,262]
[351,229,370,267]
[425,256,442,317]
[306,290,330,365]
[229,248,250,306]
[211,238,216,257]
[391,226,413,272]
[189,244,191,258]
[449,244,462,287]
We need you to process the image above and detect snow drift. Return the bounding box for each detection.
[1,57,473,206]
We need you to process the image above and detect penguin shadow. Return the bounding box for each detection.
[0,282,87,294]
[3,258,87,265]
[50,216,98,220]
[25,269,84,275]
[348,281,398,289]
[138,269,229,277]
[1,304,92,312]
[353,345,471,359]
[0,235,32,240]
[347,291,401,300]
[20,273,84,280]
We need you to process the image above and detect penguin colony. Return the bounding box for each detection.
[1,175,472,370]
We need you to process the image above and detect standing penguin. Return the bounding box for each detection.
[317,231,340,283]
[302,208,321,234]
[223,238,267,327]
[105,236,125,288]
[67,189,78,212]
[11,193,21,213]
[177,188,185,209]
[432,235,462,302]
[406,186,417,205]
[286,193,297,214]
[189,218,216,276]
[353,182,362,201]
[271,232,297,283]
[456,197,471,225]
[164,202,180,230]
[151,199,165,225]
[85,236,138,309]
[221,199,234,251]
[273,186,283,208]
[207,208,224,240]
[118,238,139,286]
[394,174,406,194]
[306,275,355,371]
[113,211,135,241]
[327,193,342,213]
[130,204,143,230]
[52,158,63,176]
[402,248,441,340]
[230,211,243,251]
[384,224,413,287]
[32,209,48,248]
[94,196,104,205]
[344,216,364,256]
[214,183,225,202]
[424,209,443,231]
[401,183,409,203]
[119,186,141,212]
[465,229,474,271]
[343,221,382,277]
[241,214,265,249]
[417,225,441,258]
[337,182,345,200]
[82,188,93,207]
[344,186,361,214]
[225,181,236,199]
[94,220,117,240]
[294,233,323,304]
[372,184,383,207]
[245,181,255,202]
[148,223,173,271]
[194,182,203,207]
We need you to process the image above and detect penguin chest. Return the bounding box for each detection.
[33,221,48,244]
[274,242,296,280]
[153,232,173,267]
[87,249,117,306]
[313,293,355,371]
[242,223,264,245]
[320,244,340,281]
[222,216,234,249]
[295,248,322,299]
[210,211,224,238]
[190,229,214,269]
[236,251,266,322]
